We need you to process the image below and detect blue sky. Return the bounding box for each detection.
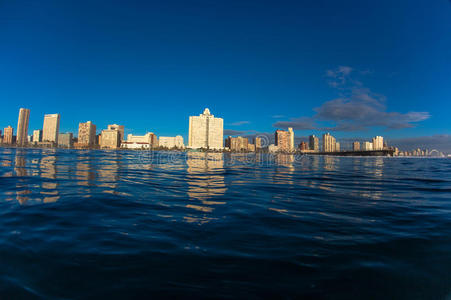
[1,0,450,150]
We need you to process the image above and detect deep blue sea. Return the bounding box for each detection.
[0,147,451,299]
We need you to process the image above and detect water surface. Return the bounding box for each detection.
[0,148,450,299]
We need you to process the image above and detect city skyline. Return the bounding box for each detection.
[0,106,447,156]
[0,1,449,152]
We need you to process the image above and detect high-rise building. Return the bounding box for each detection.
[335,142,340,152]
[353,141,360,151]
[42,114,60,143]
[107,124,125,143]
[58,133,73,148]
[372,136,384,150]
[100,129,120,149]
[33,130,43,143]
[16,108,30,146]
[322,133,336,152]
[3,126,13,144]
[188,108,223,149]
[275,127,294,152]
[363,141,373,151]
[78,121,97,146]
[159,136,184,149]
[225,136,249,151]
[309,135,319,151]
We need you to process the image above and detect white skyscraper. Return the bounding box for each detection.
[372,136,384,150]
[42,114,60,143]
[188,108,223,149]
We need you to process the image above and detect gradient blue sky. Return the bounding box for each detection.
[1,0,450,149]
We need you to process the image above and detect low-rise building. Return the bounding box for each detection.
[353,141,360,151]
[225,136,249,151]
[363,141,373,151]
[121,132,158,149]
[58,133,73,148]
[159,135,184,149]
[33,130,43,143]
[3,126,13,144]
[100,129,120,149]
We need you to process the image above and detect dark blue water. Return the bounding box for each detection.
[1,148,451,299]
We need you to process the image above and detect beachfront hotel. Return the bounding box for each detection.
[188,108,223,150]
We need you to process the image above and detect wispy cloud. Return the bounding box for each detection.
[272,115,286,119]
[273,66,430,132]
[229,121,251,126]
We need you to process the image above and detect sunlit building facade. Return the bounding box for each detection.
[188,108,223,150]
[16,108,30,146]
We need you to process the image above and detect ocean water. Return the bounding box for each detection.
[0,147,450,299]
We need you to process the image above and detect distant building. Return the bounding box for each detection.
[322,133,336,152]
[159,135,184,149]
[248,143,256,152]
[3,126,13,144]
[372,136,384,150]
[299,141,308,151]
[309,135,319,152]
[33,130,43,143]
[353,141,360,151]
[16,108,30,146]
[363,141,373,151]
[335,142,340,152]
[268,144,279,153]
[225,136,249,151]
[108,124,125,143]
[254,137,262,149]
[78,121,97,146]
[188,108,223,149]
[58,133,73,148]
[100,129,120,149]
[43,114,60,144]
[121,132,158,149]
[275,127,294,152]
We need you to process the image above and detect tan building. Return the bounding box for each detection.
[309,135,319,151]
[33,130,43,143]
[16,108,30,146]
[363,141,373,151]
[78,121,97,146]
[353,141,360,151]
[225,136,249,151]
[58,133,73,148]
[335,142,340,152]
[3,126,13,144]
[108,124,124,142]
[275,127,294,152]
[188,108,223,150]
[100,129,120,149]
[43,114,60,143]
[159,135,184,149]
[322,132,336,152]
[372,136,384,150]
[248,143,256,152]
[254,137,262,149]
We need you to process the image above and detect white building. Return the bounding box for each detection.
[121,133,157,149]
[363,141,373,151]
[159,135,184,149]
[372,136,384,150]
[42,114,60,143]
[188,108,223,150]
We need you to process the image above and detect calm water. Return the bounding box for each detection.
[0,147,451,299]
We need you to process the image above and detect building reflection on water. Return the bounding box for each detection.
[185,152,227,223]
[40,152,60,203]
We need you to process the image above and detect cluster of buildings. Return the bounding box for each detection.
[2,107,442,156]
[0,108,185,150]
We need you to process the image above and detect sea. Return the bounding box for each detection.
[0,147,450,299]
